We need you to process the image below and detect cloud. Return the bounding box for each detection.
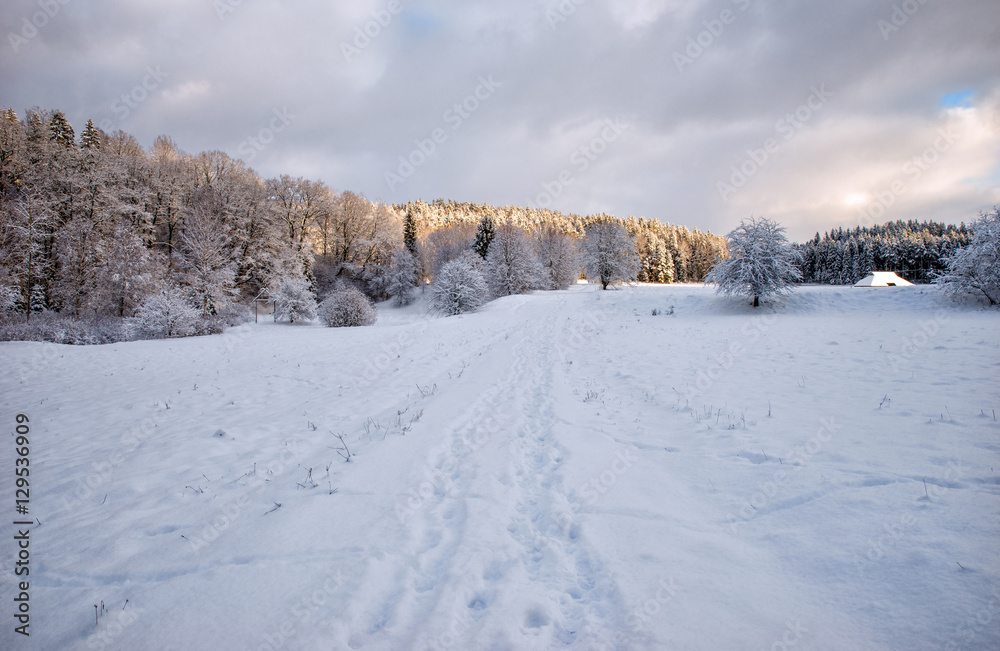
[1,0,998,241]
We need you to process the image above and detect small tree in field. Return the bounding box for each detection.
[705,216,801,307]
[936,207,1000,305]
[431,254,488,315]
[583,219,639,289]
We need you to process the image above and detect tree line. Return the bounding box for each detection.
[0,108,729,334]
[793,220,971,285]
[1,107,986,341]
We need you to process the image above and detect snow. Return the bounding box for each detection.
[1,284,998,650]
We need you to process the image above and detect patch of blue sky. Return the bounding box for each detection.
[941,89,974,108]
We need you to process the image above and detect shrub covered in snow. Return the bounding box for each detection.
[0,285,20,313]
[431,255,488,315]
[273,276,318,323]
[129,288,200,339]
[319,285,377,327]
[197,302,253,335]
[0,312,127,345]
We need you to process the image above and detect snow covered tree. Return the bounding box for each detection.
[272,275,318,323]
[79,119,103,150]
[129,286,199,339]
[424,222,477,281]
[1,191,54,320]
[175,201,237,316]
[47,111,74,148]
[387,247,419,306]
[318,284,376,327]
[583,219,639,289]
[472,214,496,259]
[705,216,802,307]
[53,215,102,315]
[431,254,488,315]
[361,249,393,301]
[485,223,540,297]
[0,283,17,313]
[534,224,579,290]
[936,208,1000,305]
[646,240,675,284]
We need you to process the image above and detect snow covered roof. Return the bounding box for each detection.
[853,271,914,287]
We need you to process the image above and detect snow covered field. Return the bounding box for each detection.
[2,283,998,650]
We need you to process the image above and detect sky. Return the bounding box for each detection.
[1,0,998,242]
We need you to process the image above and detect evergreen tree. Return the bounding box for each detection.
[47,111,74,148]
[472,214,496,259]
[403,210,418,256]
[80,119,102,150]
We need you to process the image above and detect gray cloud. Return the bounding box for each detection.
[2,0,998,240]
